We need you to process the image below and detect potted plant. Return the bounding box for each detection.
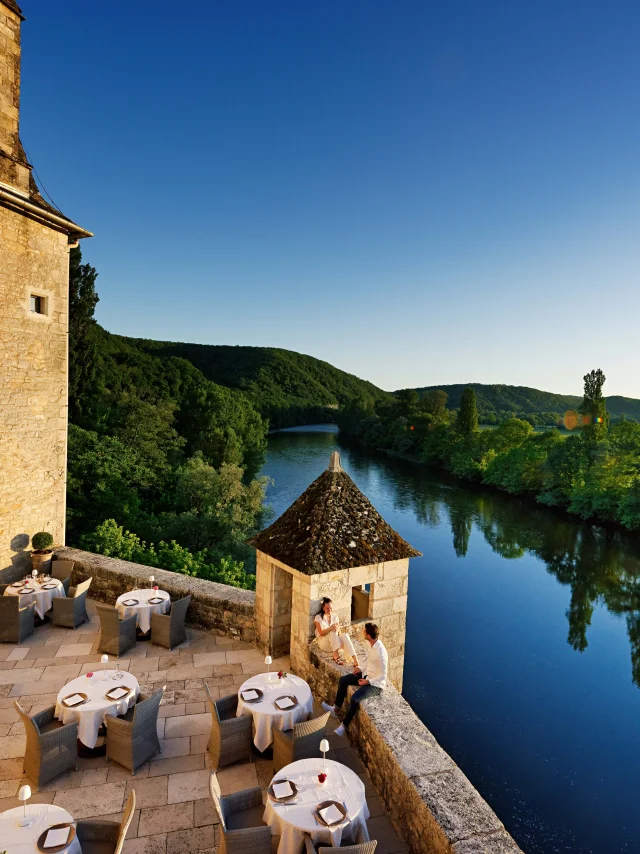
[31,532,54,572]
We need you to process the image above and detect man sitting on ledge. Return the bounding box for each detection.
[322,622,388,737]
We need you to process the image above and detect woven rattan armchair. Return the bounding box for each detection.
[150,594,190,649]
[209,771,271,854]
[205,684,253,770]
[52,577,92,628]
[105,687,164,775]
[304,825,377,854]
[76,789,136,854]
[0,595,35,643]
[96,603,137,658]
[51,559,74,594]
[272,711,330,773]
[14,700,78,786]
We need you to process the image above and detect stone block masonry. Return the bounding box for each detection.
[53,547,257,643]
[0,205,71,582]
[299,642,524,854]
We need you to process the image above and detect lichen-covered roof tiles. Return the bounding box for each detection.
[248,451,421,574]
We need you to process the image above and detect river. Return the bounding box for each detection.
[259,425,640,854]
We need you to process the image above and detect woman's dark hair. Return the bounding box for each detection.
[317,597,332,617]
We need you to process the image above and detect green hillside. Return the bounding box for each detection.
[120,337,392,428]
[412,383,640,424]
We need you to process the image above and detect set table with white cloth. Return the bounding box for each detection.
[0,804,80,854]
[3,577,65,620]
[116,588,170,633]
[236,672,314,752]
[54,669,140,749]
[264,757,370,854]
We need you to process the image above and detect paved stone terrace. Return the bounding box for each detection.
[0,600,408,854]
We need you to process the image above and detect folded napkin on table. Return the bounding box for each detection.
[241,689,259,701]
[63,694,84,706]
[107,687,129,699]
[319,804,344,825]
[44,826,71,848]
[272,781,294,799]
[275,697,295,710]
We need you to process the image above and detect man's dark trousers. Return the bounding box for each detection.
[335,672,382,727]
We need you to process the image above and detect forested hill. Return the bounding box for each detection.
[118,336,392,428]
[413,383,640,423]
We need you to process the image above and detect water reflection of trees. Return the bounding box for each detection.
[387,460,640,688]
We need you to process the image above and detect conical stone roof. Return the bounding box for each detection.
[248,452,421,574]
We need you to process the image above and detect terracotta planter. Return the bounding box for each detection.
[31,551,52,573]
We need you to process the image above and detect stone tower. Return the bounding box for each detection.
[249,452,421,691]
[0,1,92,579]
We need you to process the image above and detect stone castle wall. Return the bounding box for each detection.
[53,547,257,642]
[0,206,71,581]
[300,643,524,854]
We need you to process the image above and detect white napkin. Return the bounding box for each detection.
[319,804,344,825]
[275,696,295,709]
[272,781,293,799]
[241,690,259,701]
[44,826,70,847]
[64,694,84,706]
[107,686,129,699]
[123,599,137,606]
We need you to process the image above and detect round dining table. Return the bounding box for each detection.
[236,672,314,752]
[116,588,170,633]
[0,803,80,854]
[4,577,65,620]
[54,669,140,749]
[264,757,370,854]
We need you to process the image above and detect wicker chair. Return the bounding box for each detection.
[105,687,164,775]
[0,595,35,643]
[209,771,271,854]
[76,790,136,854]
[14,700,78,786]
[304,826,377,854]
[205,684,253,770]
[272,711,330,773]
[150,594,190,650]
[96,603,137,658]
[51,559,74,594]
[52,577,92,628]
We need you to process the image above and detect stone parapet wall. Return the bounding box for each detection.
[300,642,524,854]
[53,547,256,642]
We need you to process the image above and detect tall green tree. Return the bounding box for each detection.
[68,247,100,423]
[580,368,608,444]
[420,389,448,418]
[457,387,479,436]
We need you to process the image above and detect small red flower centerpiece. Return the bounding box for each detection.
[318,772,327,784]
[278,671,288,679]
[86,672,93,678]
[153,585,159,591]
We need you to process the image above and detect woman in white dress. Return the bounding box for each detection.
[314,598,359,666]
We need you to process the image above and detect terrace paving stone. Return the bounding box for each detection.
[1,598,412,854]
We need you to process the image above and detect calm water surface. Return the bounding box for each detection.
[260,426,640,854]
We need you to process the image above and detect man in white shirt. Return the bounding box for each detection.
[322,622,388,737]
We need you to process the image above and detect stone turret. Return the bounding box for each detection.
[0,2,92,580]
[249,452,421,691]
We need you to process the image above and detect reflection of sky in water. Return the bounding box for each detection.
[261,427,640,854]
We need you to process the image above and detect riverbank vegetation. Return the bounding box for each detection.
[67,249,267,585]
[338,370,640,531]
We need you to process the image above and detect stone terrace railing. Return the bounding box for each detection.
[53,547,256,643]
[301,643,524,854]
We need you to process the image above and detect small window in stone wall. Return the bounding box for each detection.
[351,585,371,621]
[30,294,46,315]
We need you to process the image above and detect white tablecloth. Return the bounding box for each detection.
[4,578,65,620]
[116,588,170,633]
[55,669,139,748]
[237,672,314,752]
[0,804,80,854]
[264,758,369,854]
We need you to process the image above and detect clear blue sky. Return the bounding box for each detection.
[19,1,640,395]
